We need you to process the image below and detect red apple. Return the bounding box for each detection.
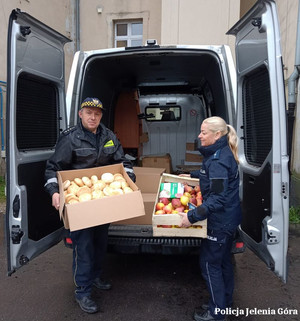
[171,198,182,209]
[190,197,197,206]
[176,206,185,213]
[156,202,165,211]
[194,185,200,193]
[184,184,193,193]
[196,191,202,200]
[196,198,202,206]
[155,210,165,215]
[159,197,170,205]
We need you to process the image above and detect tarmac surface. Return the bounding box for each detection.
[0,210,299,321]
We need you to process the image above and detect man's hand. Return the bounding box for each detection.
[52,192,60,211]
[178,212,192,228]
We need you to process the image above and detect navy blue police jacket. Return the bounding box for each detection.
[44,121,135,197]
[188,135,242,232]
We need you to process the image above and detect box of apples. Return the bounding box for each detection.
[152,173,207,238]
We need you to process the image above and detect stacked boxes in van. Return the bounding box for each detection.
[185,142,203,164]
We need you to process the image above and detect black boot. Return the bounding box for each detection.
[194,309,225,321]
[76,296,98,314]
[93,277,112,290]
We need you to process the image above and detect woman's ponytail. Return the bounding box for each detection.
[227,124,239,164]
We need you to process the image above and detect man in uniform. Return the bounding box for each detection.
[44,97,136,313]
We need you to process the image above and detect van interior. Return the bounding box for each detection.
[76,48,231,173]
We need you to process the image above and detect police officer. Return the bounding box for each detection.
[179,116,242,321]
[44,97,136,314]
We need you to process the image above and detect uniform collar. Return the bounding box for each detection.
[198,135,228,157]
[79,121,103,135]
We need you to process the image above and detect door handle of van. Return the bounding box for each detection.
[13,195,20,218]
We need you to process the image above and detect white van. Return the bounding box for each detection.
[6,0,289,282]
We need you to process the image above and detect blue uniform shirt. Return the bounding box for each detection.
[188,135,242,231]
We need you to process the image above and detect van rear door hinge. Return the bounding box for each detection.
[11,225,24,244]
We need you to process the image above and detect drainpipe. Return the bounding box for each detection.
[0,81,6,155]
[287,0,300,158]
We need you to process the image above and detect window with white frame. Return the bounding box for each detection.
[114,21,143,48]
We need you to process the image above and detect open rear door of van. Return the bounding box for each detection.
[227,0,289,282]
[6,9,71,275]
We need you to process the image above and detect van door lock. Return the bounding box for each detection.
[265,225,280,244]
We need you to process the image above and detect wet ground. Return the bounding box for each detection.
[0,209,299,321]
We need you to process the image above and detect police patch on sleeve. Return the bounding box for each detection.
[104,140,114,147]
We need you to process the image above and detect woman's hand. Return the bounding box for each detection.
[178,174,191,178]
[178,212,192,228]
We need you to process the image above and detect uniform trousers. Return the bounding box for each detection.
[199,229,235,320]
[70,223,110,299]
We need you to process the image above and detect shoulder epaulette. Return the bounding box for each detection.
[212,149,221,160]
[62,126,76,136]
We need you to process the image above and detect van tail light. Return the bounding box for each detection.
[235,241,244,249]
[231,239,245,254]
[64,237,73,249]
[65,237,73,245]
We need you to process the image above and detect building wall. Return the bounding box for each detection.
[161,0,240,56]
[0,0,75,83]
[79,0,162,50]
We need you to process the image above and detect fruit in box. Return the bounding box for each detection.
[176,206,185,213]
[184,184,193,194]
[190,197,197,206]
[171,198,182,209]
[154,182,201,217]
[180,195,190,206]
[159,197,170,205]
[163,204,173,214]
[155,202,165,211]
[194,185,200,193]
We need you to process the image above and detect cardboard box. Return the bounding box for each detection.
[185,151,203,163]
[152,173,207,238]
[141,154,172,173]
[57,164,145,231]
[134,166,166,193]
[186,142,197,151]
[113,167,166,225]
[114,193,157,225]
[139,132,149,144]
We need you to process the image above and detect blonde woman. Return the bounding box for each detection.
[180,116,241,321]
